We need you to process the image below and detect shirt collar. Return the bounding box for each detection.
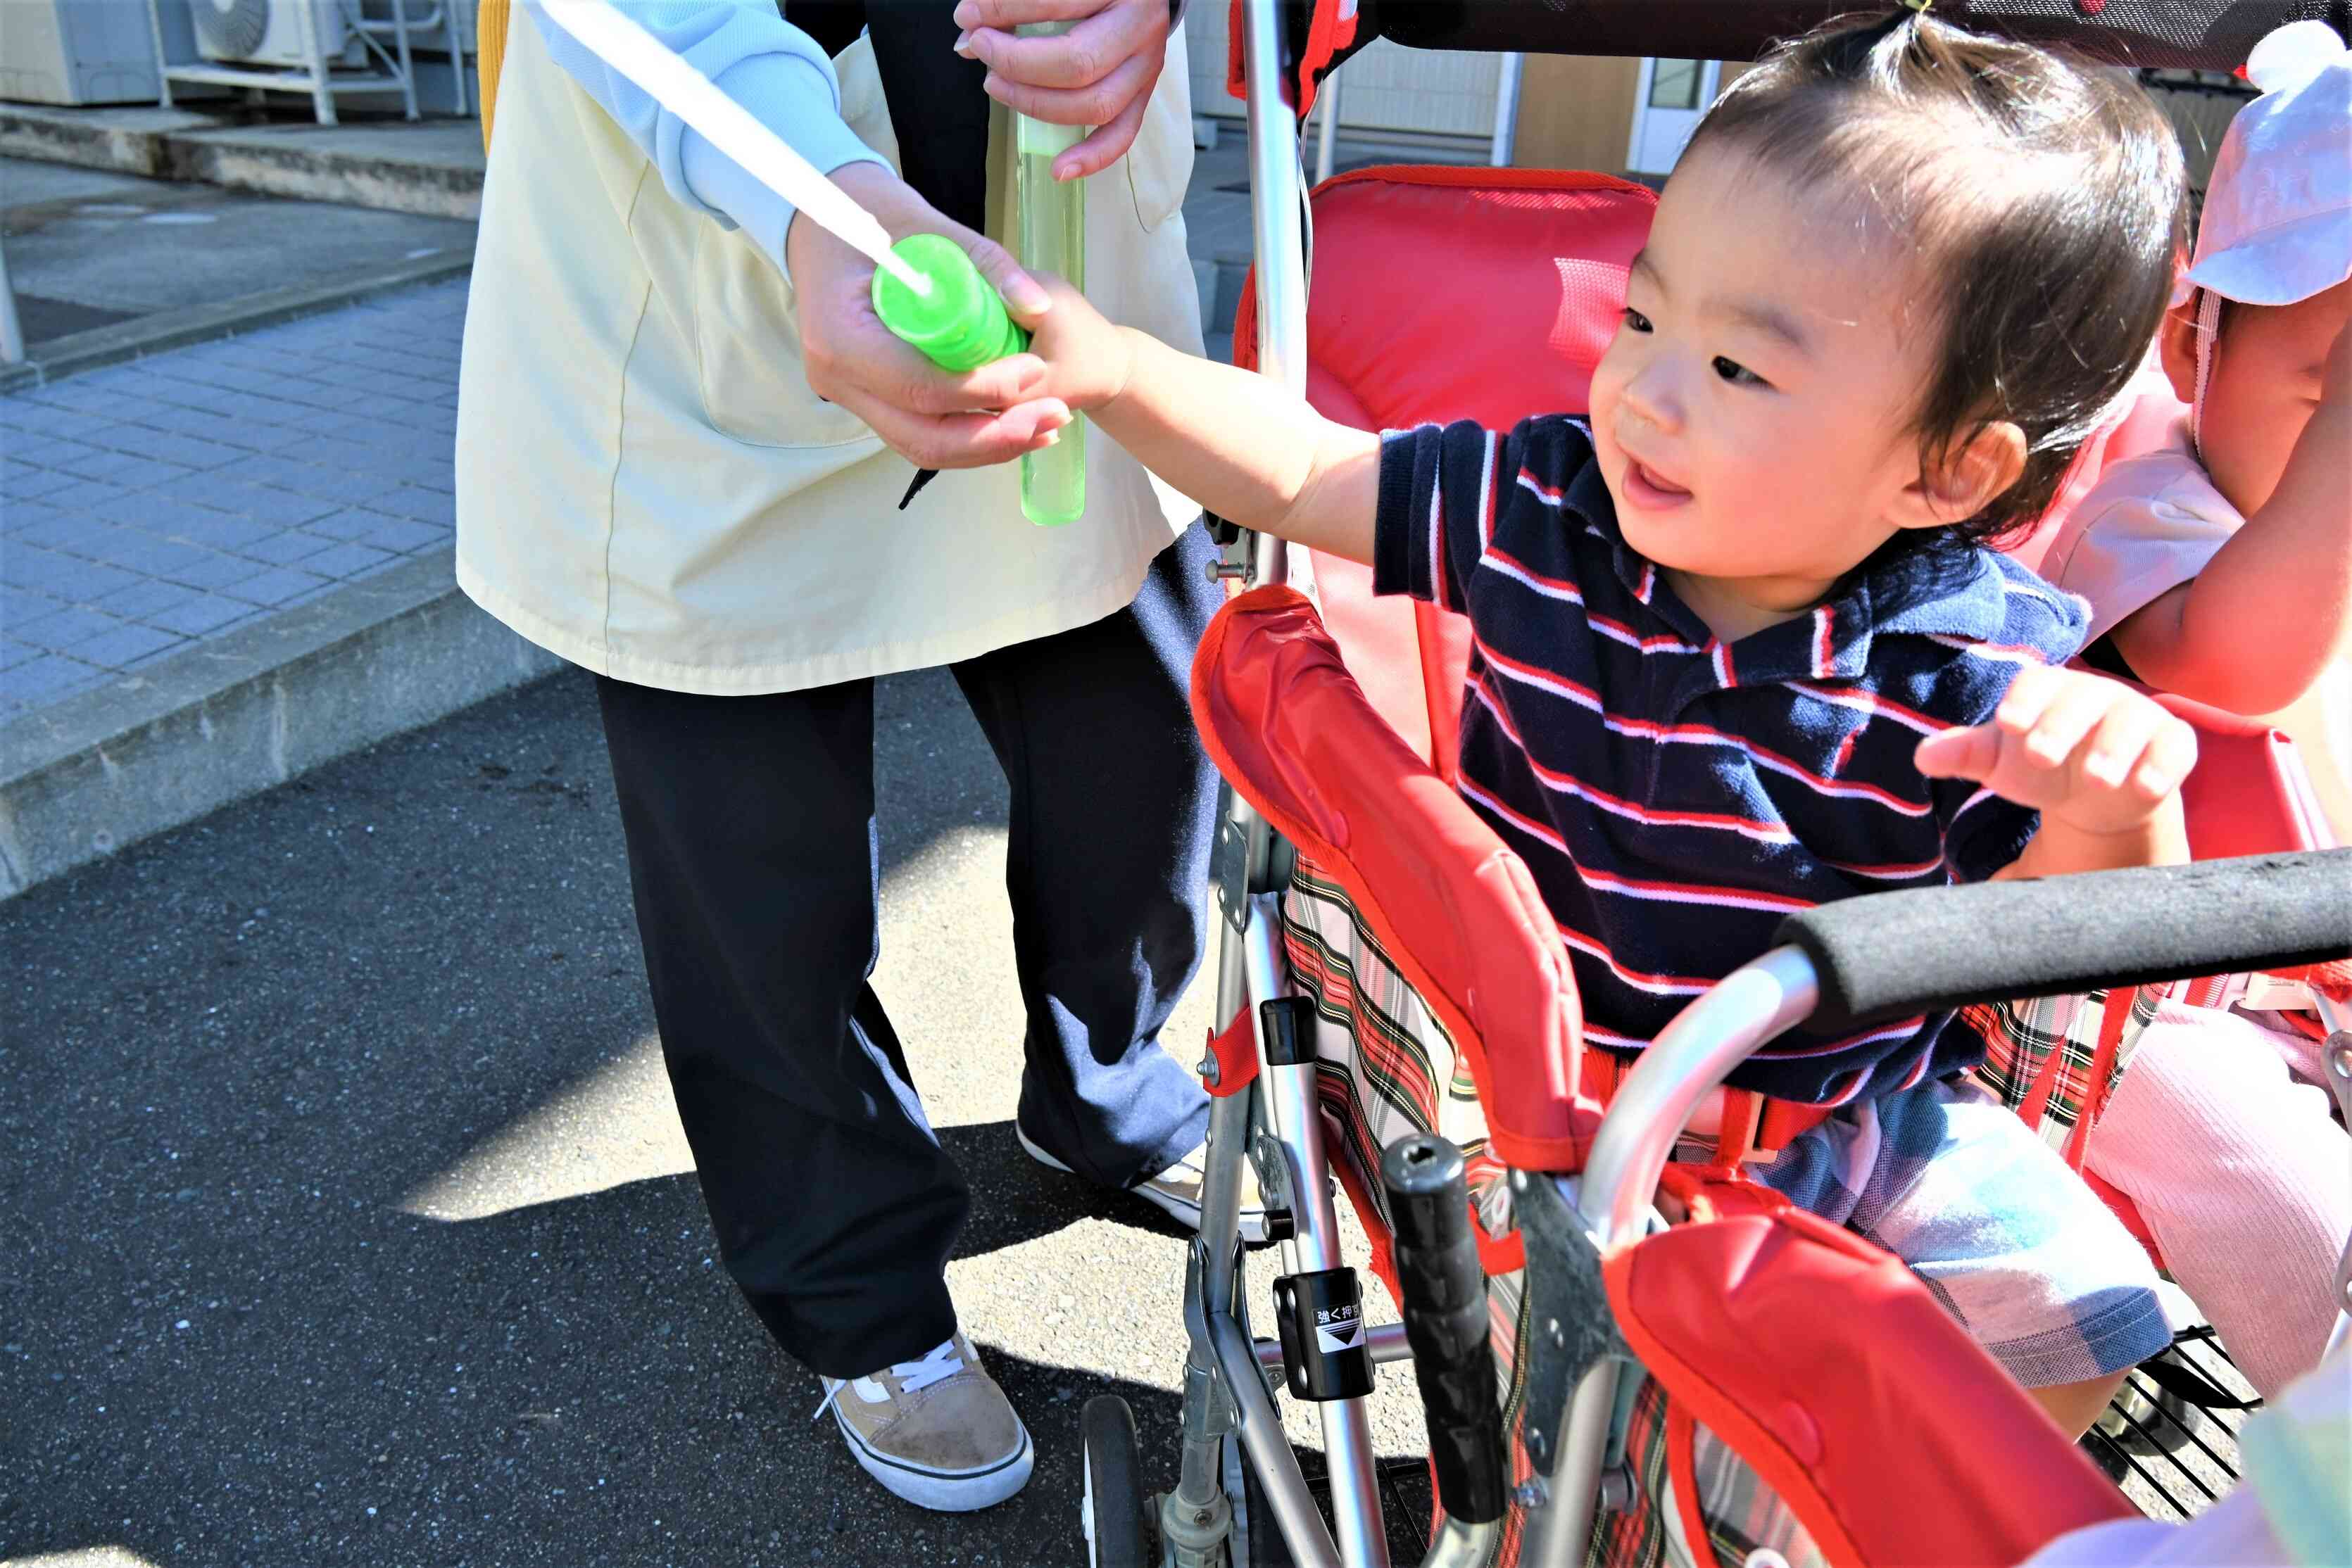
[1560,472,2034,689]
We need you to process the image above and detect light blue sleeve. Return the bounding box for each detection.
[530,0,890,274]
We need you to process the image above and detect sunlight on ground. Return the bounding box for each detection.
[398,828,1040,1222]
[4,1550,167,1568]
[396,1032,693,1221]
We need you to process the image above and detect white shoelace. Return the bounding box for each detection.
[812,1336,967,1422]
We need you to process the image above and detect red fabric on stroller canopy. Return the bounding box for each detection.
[1230,168,1656,773]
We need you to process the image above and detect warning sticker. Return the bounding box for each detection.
[1315,1318,1364,1355]
[1316,1316,1373,1363]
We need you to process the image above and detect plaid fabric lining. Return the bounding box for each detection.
[1966,988,2161,1146]
[1283,865,1823,1568]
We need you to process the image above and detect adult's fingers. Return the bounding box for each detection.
[1052,89,1151,180]
[955,229,1052,316]
[981,49,1157,137]
[805,315,1050,419]
[848,393,1075,471]
[954,0,1109,31]
[958,0,1157,92]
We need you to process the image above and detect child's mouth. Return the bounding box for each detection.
[1623,458,1694,509]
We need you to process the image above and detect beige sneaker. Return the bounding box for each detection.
[1017,1125,1271,1244]
[815,1334,1033,1512]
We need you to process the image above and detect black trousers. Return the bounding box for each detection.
[596,528,1221,1377]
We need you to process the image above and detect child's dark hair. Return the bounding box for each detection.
[1682,8,2189,547]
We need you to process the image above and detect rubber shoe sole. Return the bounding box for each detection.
[825,1401,1035,1512]
[1016,1124,1271,1245]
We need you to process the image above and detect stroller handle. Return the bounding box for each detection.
[1383,1134,1509,1529]
[1578,850,2352,1248]
[1777,849,2351,1032]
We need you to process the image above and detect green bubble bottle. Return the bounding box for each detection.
[864,49,1087,525]
[1010,20,1087,526]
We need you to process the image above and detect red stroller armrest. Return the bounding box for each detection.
[1191,586,1599,1170]
[1606,1207,2137,1567]
[2156,691,2340,859]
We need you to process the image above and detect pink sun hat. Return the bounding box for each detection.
[2184,20,2351,308]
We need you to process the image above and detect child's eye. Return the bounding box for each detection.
[1712,355,1767,388]
[1621,308,1654,334]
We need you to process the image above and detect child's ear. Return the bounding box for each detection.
[1892,421,2027,533]
[2156,299,2201,406]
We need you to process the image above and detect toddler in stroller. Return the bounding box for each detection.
[1026,4,2193,1440]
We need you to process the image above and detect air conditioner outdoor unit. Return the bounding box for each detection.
[189,0,365,68]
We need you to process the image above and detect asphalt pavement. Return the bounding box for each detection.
[1,666,1429,1567]
[0,158,472,351]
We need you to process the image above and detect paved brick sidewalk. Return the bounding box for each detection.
[1,279,467,719]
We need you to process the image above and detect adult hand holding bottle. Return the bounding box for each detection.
[786,162,1073,471]
[952,0,1176,179]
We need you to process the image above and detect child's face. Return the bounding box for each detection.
[2164,279,2351,517]
[1590,147,1963,633]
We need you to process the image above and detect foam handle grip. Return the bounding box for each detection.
[1775,850,2352,1032]
[1382,1134,1507,1526]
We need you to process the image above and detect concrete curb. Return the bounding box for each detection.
[0,554,561,900]
[0,252,473,393]
[0,105,482,220]
[167,127,481,220]
[0,104,215,179]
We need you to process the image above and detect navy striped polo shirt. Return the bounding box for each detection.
[1372,415,2090,1104]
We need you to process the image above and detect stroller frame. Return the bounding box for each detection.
[1095,7,2352,1567]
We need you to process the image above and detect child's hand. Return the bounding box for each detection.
[2324,312,2351,408]
[1010,274,1137,416]
[1914,665,2198,837]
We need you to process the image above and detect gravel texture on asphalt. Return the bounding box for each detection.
[2,667,1430,1567]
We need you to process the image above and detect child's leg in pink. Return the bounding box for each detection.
[2082,1001,2351,1399]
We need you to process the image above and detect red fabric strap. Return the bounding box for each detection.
[1202,1009,1259,1099]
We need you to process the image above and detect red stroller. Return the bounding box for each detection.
[1077,4,2352,1566]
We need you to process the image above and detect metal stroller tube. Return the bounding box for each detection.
[1240,0,1306,593]
[1516,945,1822,1568]
[1572,944,1823,1247]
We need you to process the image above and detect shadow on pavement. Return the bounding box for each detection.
[1,667,1257,1566]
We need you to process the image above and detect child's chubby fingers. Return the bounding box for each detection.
[2012,669,2123,771]
[1989,662,2065,739]
[1913,721,2001,781]
[2074,694,2197,802]
[2072,693,2170,793]
[2131,712,2199,801]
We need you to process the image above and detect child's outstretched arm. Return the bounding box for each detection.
[1916,665,2196,878]
[1019,277,1382,562]
[2112,319,2351,714]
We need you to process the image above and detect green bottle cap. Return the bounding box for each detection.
[870,232,1027,373]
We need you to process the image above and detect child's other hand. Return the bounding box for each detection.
[1914,665,2198,836]
[1009,273,1136,416]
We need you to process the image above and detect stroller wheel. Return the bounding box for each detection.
[1081,1396,1154,1568]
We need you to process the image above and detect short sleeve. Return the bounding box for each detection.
[1371,417,1590,614]
[2046,452,2241,645]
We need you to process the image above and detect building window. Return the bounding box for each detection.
[1647,58,1704,110]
